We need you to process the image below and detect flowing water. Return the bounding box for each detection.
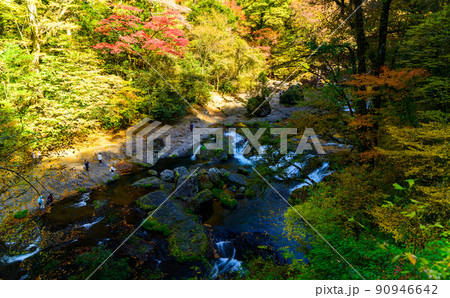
[0,132,335,279]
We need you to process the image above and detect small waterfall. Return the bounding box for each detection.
[72,191,91,208]
[290,162,332,192]
[1,236,41,264]
[80,216,104,230]
[211,240,242,279]
[225,131,254,165]
[191,144,202,160]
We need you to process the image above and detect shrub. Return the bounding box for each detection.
[147,87,186,121]
[13,210,28,219]
[280,84,304,105]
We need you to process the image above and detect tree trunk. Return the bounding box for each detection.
[373,0,393,110]
[27,1,40,71]
[350,0,368,115]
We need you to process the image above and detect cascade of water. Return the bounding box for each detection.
[191,144,202,160]
[211,240,242,279]
[289,162,332,192]
[1,236,41,264]
[72,191,91,208]
[225,131,254,165]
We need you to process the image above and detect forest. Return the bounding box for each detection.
[0,0,449,280]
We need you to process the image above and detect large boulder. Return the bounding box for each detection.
[153,201,211,262]
[227,173,248,186]
[173,174,199,201]
[174,166,189,179]
[160,169,175,182]
[131,176,162,189]
[188,189,214,214]
[136,191,168,211]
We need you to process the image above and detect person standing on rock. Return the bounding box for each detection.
[38,195,44,211]
[98,153,103,164]
[84,160,90,172]
[47,193,54,206]
[190,122,194,132]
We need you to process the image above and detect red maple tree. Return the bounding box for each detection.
[93,4,189,57]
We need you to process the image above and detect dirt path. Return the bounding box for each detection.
[0,92,299,222]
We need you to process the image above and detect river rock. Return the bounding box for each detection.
[207,168,222,185]
[173,174,199,201]
[219,168,230,178]
[188,189,214,213]
[227,173,247,186]
[160,169,175,182]
[198,174,214,190]
[136,191,168,211]
[131,176,162,189]
[148,169,158,176]
[238,186,245,193]
[153,201,211,261]
[174,166,189,179]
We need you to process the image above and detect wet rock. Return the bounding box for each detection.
[238,186,246,193]
[153,201,210,262]
[174,166,189,180]
[160,169,175,182]
[227,173,247,186]
[228,186,237,192]
[207,168,222,185]
[148,169,158,176]
[131,176,162,189]
[136,191,168,211]
[198,174,214,190]
[173,174,199,201]
[123,236,155,261]
[219,168,230,178]
[188,189,214,214]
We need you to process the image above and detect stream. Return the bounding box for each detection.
[0,131,333,279]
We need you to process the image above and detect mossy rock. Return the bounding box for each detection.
[220,193,237,209]
[213,189,237,209]
[198,174,214,190]
[189,189,214,213]
[142,218,171,237]
[136,191,168,211]
[168,221,209,262]
[148,169,158,176]
[131,176,162,189]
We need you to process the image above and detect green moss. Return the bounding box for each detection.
[213,189,237,209]
[142,218,171,237]
[76,187,87,193]
[220,193,237,209]
[136,199,158,211]
[168,229,209,262]
[13,209,28,219]
[245,188,256,199]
